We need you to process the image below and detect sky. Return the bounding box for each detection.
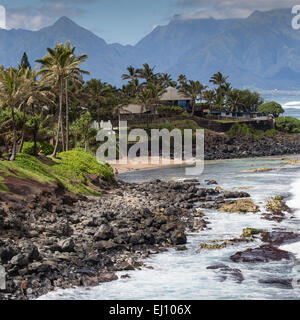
[0,0,299,45]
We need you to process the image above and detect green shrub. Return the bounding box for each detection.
[227,123,263,139]
[157,105,185,117]
[55,149,114,184]
[228,123,282,139]
[275,117,300,133]
[264,129,279,137]
[205,114,215,119]
[41,142,54,155]
[22,142,41,155]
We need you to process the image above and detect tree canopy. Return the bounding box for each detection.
[258,101,284,118]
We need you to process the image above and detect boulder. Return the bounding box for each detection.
[230,245,292,263]
[10,254,29,267]
[58,238,75,252]
[170,230,187,245]
[219,198,259,214]
[0,246,17,264]
[207,264,244,283]
[94,224,114,241]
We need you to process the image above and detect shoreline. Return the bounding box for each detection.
[0,154,300,300]
[111,154,300,174]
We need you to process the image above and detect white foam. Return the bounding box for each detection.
[287,176,300,218]
[283,101,300,109]
[280,242,300,259]
[280,175,300,259]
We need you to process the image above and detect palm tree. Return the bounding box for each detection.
[209,72,230,111]
[0,67,28,160]
[17,67,54,153]
[137,88,152,114]
[65,54,89,151]
[178,80,206,116]
[209,72,228,87]
[203,89,216,111]
[159,73,176,88]
[85,79,115,126]
[148,82,167,113]
[137,63,157,84]
[121,66,138,82]
[226,89,241,112]
[177,74,187,86]
[36,41,88,156]
[137,83,166,114]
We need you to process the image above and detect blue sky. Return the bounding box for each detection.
[0,0,297,45]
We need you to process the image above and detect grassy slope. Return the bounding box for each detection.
[0,149,114,196]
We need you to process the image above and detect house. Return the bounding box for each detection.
[206,110,269,120]
[120,87,192,116]
[159,86,192,110]
[119,103,149,114]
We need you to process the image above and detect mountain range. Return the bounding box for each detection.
[1,8,300,90]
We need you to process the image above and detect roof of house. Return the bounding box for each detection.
[119,104,148,114]
[159,86,191,101]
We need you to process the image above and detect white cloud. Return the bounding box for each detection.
[0,5,6,29]
[176,0,300,20]
[5,3,85,30]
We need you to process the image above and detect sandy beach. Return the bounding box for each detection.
[108,156,196,174]
[109,155,300,174]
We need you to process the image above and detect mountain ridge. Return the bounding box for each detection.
[0,8,299,89]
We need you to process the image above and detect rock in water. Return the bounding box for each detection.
[230,245,292,263]
[171,230,187,245]
[219,198,259,214]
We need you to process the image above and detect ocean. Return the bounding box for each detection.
[262,92,300,119]
[39,156,300,300]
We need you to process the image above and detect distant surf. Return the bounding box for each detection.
[283,101,300,109]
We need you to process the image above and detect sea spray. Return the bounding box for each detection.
[280,172,300,259]
[287,174,300,218]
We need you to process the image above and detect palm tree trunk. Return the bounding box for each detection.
[33,127,37,157]
[97,101,101,128]
[18,107,26,153]
[52,77,64,157]
[65,79,69,151]
[19,128,25,153]
[192,100,195,116]
[10,106,17,161]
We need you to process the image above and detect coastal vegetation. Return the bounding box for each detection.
[0,41,299,198]
[275,116,300,133]
[227,123,280,139]
[258,101,284,118]
[0,149,114,195]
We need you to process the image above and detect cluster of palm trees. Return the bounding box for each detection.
[121,67,263,116]
[177,71,263,115]
[204,72,263,113]
[0,66,53,160]
[0,42,89,160]
[0,42,265,161]
[120,64,176,113]
[36,41,89,156]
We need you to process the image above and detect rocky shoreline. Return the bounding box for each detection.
[204,133,300,160]
[0,172,298,300]
[0,178,215,300]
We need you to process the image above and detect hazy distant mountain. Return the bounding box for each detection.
[0,17,131,84]
[167,9,300,90]
[1,9,300,89]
